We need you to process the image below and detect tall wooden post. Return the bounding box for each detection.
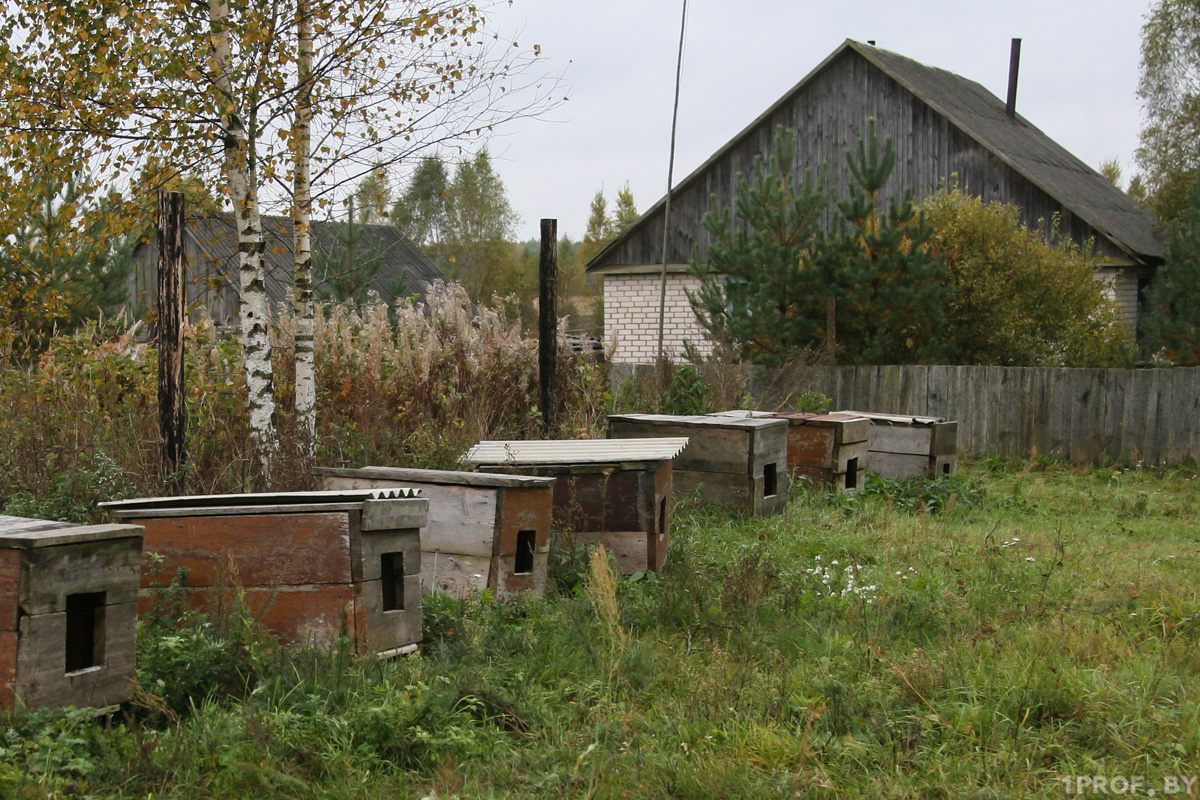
[539,219,559,438]
[157,191,187,490]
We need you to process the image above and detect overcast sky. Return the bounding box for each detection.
[459,0,1151,242]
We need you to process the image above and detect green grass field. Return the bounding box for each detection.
[3,459,1198,799]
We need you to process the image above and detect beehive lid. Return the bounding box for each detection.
[462,437,689,466]
[609,413,787,432]
[101,488,422,520]
[0,515,143,548]
[710,410,872,427]
[837,410,949,426]
[314,465,556,489]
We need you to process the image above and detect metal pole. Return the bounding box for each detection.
[655,0,689,376]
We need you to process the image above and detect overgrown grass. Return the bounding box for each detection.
[2,461,1197,798]
[0,284,610,520]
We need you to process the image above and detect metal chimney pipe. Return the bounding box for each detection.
[1006,38,1022,118]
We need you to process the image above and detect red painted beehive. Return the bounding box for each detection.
[102,489,426,657]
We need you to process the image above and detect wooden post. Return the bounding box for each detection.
[539,219,559,438]
[157,191,187,489]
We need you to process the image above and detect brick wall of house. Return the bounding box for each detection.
[603,273,713,364]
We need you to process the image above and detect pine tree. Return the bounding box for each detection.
[314,198,383,305]
[822,120,949,364]
[1146,177,1200,364]
[687,125,829,365]
[612,183,640,233]
[579,189,611,265]
[393,155,450,251]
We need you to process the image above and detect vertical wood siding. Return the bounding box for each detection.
[602,51,1131,269]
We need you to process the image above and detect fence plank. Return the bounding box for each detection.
[723,364,1200,465]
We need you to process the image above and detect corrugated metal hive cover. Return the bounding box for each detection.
[100,488,422,512]
[462,437,690,466]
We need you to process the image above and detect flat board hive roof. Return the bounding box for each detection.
[101,488,422,518]
[609,413,788,431]
[711,410,872,427]
[462,437,690,466]
[315,466,556,489]
[0,515,144,548]
[837,410,949,426]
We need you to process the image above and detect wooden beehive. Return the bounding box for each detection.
[314,466,555,600]
[838,411,959,478]
[711,411,872,491]
[0,515,144,712]
[460,438,688,575]
[102,489,426,657]
[607,414,789,515]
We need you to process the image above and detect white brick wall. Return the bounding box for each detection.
[603,273,714,364]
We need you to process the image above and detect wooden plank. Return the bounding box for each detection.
[415,484,500,558]
[0,549,20,631]
[786,425,835,469]
[0,630,15,710]
[421,552,490,598]
[833,440,870,473]
[15,603,137,711]
[753,472,789,516]
[20,538,143,616]
[834,417,872,445]
[493,552,549,597]
[672,469,750,507]
[496,486,554,561]
[0,523,144,550]
[609,419,755,475]
[356,578,422,654]
[552,470,648,533]
[318,466,554,490]
[868,425,933,456]
[359,530,421,583]
[866,451,931,478]
[135,512,353,588]
[361,498,427,532]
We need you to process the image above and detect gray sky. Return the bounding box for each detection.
[471,0,1150,242]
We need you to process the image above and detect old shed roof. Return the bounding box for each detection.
[136,214,447,309]
[588,39,1161,271]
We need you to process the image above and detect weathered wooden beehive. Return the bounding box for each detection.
[460,438,688,575]
[838,411,959,478]
[607,414,789,515]
[314,466,555,600]
[710,411,872,491]
[102,489,426,657]
[0,515,144,712]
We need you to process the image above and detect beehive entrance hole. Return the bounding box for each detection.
[846,458,859,490]
[763,462,778,497]
[381,553,405,611]
[515,530,536,574]
[658,497,668,536]
[65,591,106,673]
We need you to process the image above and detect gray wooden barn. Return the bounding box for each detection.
[127,214,448,326]
[587,39,1162,365]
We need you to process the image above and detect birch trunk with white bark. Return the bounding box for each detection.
[293,0,316,454]
[209,0,277,479]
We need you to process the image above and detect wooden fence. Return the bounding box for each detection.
[757,365,1200,466]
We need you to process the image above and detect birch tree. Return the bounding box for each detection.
[0,0,559,475]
